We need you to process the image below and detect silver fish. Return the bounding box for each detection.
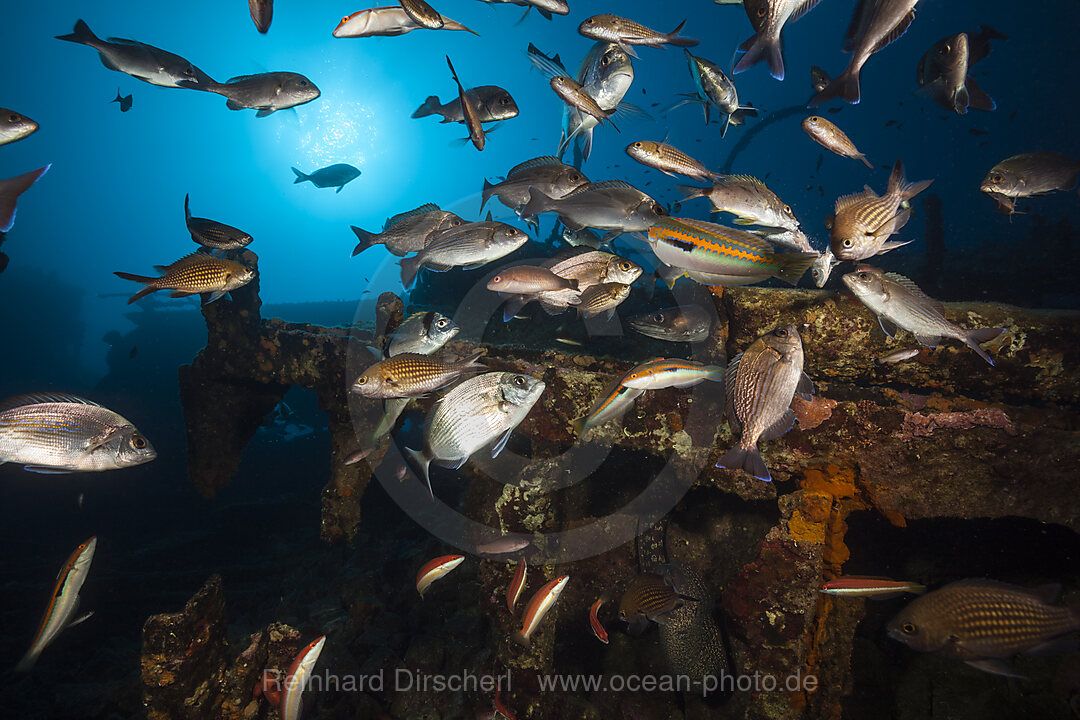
[678,174,798,231]
[388,311,459,356]
[333,7,477,36]
[481,157,589,215]
[203,72,320,117]
[627,306,712,343]
[0,109,38,146]
[56,19,216,89]
[682,49,757,137]
[517,250,641,317]
[916,32,996,115]
[626,141,720,182]
[876,348,920,364]
[184,194,252,250]
[0,165,50,233]
[842,266,1004,365]
[579,282,631,319]
[400,220,528,286]
[734,0,823,80]
[578,14,698,51]
[412,85,519,124]
[809,248,838,287]
[717,325,812,482]
[351,204,463,257]
[406,372,546,497]
[249,0,273,33]
[521,180,665,244]
[0,393,156,473]
[292,164,361,193]
[979,152,1080,199]
[811,0,920,105]
[561,226,603,249]
[476,0,568,19]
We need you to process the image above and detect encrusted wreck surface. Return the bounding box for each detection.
[177,258,1080,719]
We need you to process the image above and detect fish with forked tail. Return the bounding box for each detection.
[114,253,255,304]
[578,14,698,53]
[830,159,933,261]
[291,164,360,193]
[399,219,528,287]
[734,0,823,80]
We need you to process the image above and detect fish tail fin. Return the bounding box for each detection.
[771,252,818,286]
[964,327,1005,366]
[675,183,708,201]
[411,96,442,119]
[0,164,50,233]
[400,254,422,287]
[810,67,859,106]
[511,630,530,647]
[720,113,731,139]
[716,444,771,482]
[14,648,40,673]
[520,187,555,220]
[184,193,192,220]
[858,154,873,169]
[734,32,784,80]
[887,159,934,201]
[350,226,376,257]
[461,350,487,372]
[964,77,996,112]
[291,167,308,184]
[664,19,698,48]
[56,18,98,45]
[480,178,497,213]
[910,583,928,595]
[112,88,122,103]
[404,447,434,499]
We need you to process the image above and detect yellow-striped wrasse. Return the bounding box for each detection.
[416,554,465,598]
[16,537,97,672]
[351,351,484,399]
[280,635,326,720]
[573,371,644,437]
[648,216,815,286]
[514,575,569,646]
[114,252,255,304]
[821,576,927,599]
[620,357,724,390]
[507,559,527,613]
[830,159,933,261]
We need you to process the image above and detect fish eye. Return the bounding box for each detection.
[634,142,642,147]
[991,174,1003,183]
[901,623,917,635]
[756,6,767,16]
[654,204,666,216]
[355,377,368,385]
[436,318,450,329]
[775,328,788,337]
[513,375,527,387]
[491,275,502,283]
[652,313,664,322]
[620,261,632,270]
[842,239,853,248]
[132,435,147,449]
[569,173,581,181]
[783,205,792,215]
[943,43,951,53]
[601,56,611,67]
[8,114,19,123]
[857,271,869,281]
[341,15,348,23]
[299,80,308,86]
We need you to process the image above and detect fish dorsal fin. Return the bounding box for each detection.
[834,190,872,213]
[1032,583,1063,604]
[871,9,916,55]
[0,393,101,413]
[507,156,564,178]
[884,272,944,312]
[225,74,259,84]
[790,0,823,24]
[946,578,1058,603]
[386,203,440,229]
[577,180,640,193]
[718,174,767,190]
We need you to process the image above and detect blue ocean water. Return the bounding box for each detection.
[2,1,1080,718]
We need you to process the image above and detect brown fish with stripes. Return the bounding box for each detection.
[717,324,813,482]
[350,351,485,399]
[829,158,933,261]
[114,253,255,304]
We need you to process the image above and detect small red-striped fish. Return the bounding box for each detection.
[589,598,609,644]
[821,576,927,599]
[507,560,527,612]
[416,554,464,597]
[514,575,569,646]
[648,217,816,286]
[16,537,97,672]
[573,371,644,437]
[280,635,326,720]
[620,357,724,390]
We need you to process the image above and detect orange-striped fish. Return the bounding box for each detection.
[280,636,326,720]
[830,159,933,261]
[620,357,724,390]
[821,576,927,599]
[573,371,644,437]
[648,217,815,286]
[114,253,255,304]
[16,537,97,672]
[589,598,609,644]
[416,554,464,598]
[514,575,569,646]
[507,560,527,613]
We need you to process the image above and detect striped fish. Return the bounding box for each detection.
[114,253,255,304]
[842,266,1003,365]
[716,324,813,481]
[507,560,527,612]
[351,204,462,258]
[573,371,645,437]
[184,194,253,250]
[821,576,927,599]
[829,158,933,261]
[350,351,484,399]
[514,575,570,646]
[802,116,872,168]
[416,554,465,597]
[620,357,724,390]
[578,14,698,50]
[625,140,720,182]
[589,598,609,644]
[16,537,97,671]
[280,636,326,720]
[678,174,797,231]
[579,282,631,319]
[619,571,689,635]
[0,393,156,473]
[648,216,816,286]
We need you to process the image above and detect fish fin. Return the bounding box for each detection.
[411,95,443,119]
[204,290,226,303]
[480,179,497,213]
[913,333,940,348]
[834,189,872,214]
[66,611,94,629]
[14,648,41,673]
[291,167,308,184]
[619,42,640,59]
[734,32,784,80]
[490,428,513,458]
[877,316,899,339]
[876,240,912,255]
[0,164,51,232]
[870,9,916,54]
[404,447,434,499]
[716,445,771,482]
[599,230,622,245]
[760,408,796,442]
[964,327,1004,366]
[350,226,377,257]
[796,372,815,401]
[184,193,192,221]
[526,42,568,79]
[790,0,823,23]
[0,393,101,412]
[55,18,99,45]
[809,67,860,106]
[581,127,594,162]
[964,77,996,112]
[873,208,910,238]
[720,112,731,138]
[858,154,873,169]
[255,109,274,118]
[613,102,652,121]
[675,183,709,202]
[771,252,817,286]
[225,98,244,111]
[400,255,423,287]
[1024,635,1077,657]
[23,466,76,474]
[626,615,650,636]
[520,187,555,220]
[964,659,1026,679]
[662,19,698,48]
[502,296,528,322]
